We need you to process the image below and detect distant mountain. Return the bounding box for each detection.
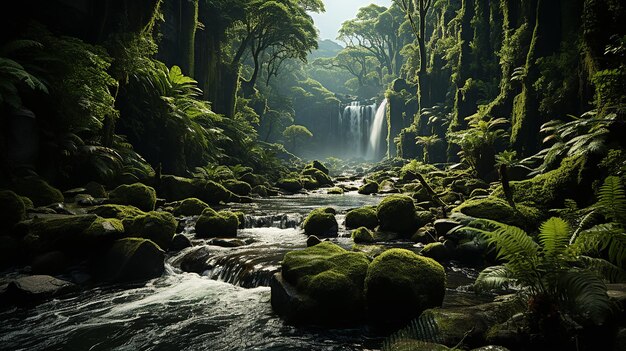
[308,39,343,60]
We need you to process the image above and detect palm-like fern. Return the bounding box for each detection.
[470,217,614,325]
[0,40,48,110]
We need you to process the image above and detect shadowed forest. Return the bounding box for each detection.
[0,0,625,350]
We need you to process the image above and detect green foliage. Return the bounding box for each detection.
[471,217,614,325]
[282,124,313,152]
[0,40,48,110]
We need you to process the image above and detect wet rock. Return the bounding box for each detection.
[170,234,192,252]
[302,168,333,187]
[174,246,211,274]
[5,275,76,303]
[453,197,542,229]
[223,180,252,196]
[251,185,269,197]
[377,194,419,236]
[74,194,97,206]
[85,181,107,198]
[420,242,450,261]
[451,178,488,196]
[276,178,303,193]
[358,181,379,195]
[209,238,246,248]
[434,219,462,237]
[31,251,70,275]
[12,176,64,207]
[195,208,239,238]
[109,183,157,212]
[239,173,267,187]
[306,235,321,247]
[302,207,338,237]
[100,238,164,282]
[378,179,398,193]
[351,227,375,244]
[345,207,378,229]
[365,248,445,328]
[453,239,489,265]
[415,210,435,228]
[159,175,231,205]
[326,187,344,195]
[305,160,330,175]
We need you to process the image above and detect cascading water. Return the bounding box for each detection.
[338,101,377,159]
[366,99,388,161]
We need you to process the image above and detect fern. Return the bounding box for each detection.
[539,217,571,257]
[557,270,612,325]
[474,265,514,292]
[597,176,626,225]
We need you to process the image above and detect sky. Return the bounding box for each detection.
[311,0,393,42]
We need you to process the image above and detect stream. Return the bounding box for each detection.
[0,185,489,351]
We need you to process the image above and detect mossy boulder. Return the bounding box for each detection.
[88,204,146,220]
[84,181,107,198]
[326,187,344,195]
[122,211,177,250]
[12,177,64,207]
[421,242,450,261]
[358,181,379,195]
[109,183,156,212]
[276,178,303,193]
[195,208,239,238]
[234,212,246,229]
[301,176,320,190]
[0,190,25,228]
[251,185,269,197]
[302,168,333,186]
[377,195,419,236]
[352,227,375,243]
[172,198,209,216]
[239,173,267,187]
[345,207,378,229]
[274,242,370,324]
[100,238,165,282]
[22,214,124,256]
[415,210,436,228]
[159,175,231,204]
[365,248,445,327]
[302,208,338,237]
[453,197,542,229]
[223,180,252,196]
[305,160,330,175]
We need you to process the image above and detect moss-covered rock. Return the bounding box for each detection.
[108,183,156,212]
[305,160,330,175]
[453,197,542,228]
[122,211,177,250]
[172,198,209,216]
[0,190,25,228]
[239,173,267,187]
[302,168,333,186]
[159,175,231,204]
[12,177,64,207]
[365,248,445,327]
[20,196,34,210]
[275,242,370,324]
[223,179,252,196]
[301,176,320,190]
[352,227,375,243]
[100,238,165,282]
[326,187,344,195]
[415,210,436,228]
[345,207,378,229]
[421,242,450,261]
[234,211,246,229]
[276,178,303,193]
[251,185,269,197]
[84,181,107,198]
[195,208,239,238]
[377,195,419,236]
[302,208,338,237]
[358,181,379,195]
[88,204,146,220]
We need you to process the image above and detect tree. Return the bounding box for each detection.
[283,124,312,153]
[313,47,379,91]
[395,0,432,76]
[415,135,441,163]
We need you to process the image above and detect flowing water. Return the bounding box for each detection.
[338,102,377,160]
[366,99,388,161]
[0,185,487,351]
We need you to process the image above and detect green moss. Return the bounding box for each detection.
[20,196,34,210]
[453,197,542,228]
[0,190,25,228]
[200,180,232,204]
[85,181,107,198]
[234,211,246,229]
[492,156,587,209]
[305,160,330,175]
[415,211,435,228]
[358,181,379,195]
[302,168,333,186]
[12,177,64,207]
[239,173,267,187]
[302,208,338,237]
[326,187,344,195]
[352,227,375,244]
[377,194,419,236]
[195,208,239,238]
[223,179,252,196]
[276,178,303,192]
[251,185,269,197]
[89,204,146,220]
[345,207,378,229]
[159,176,231,204]
[84,217,125,240]
[173,198,209,216]
[365,248,446,326]
[109,183,157,212]
[101,238,164,282]
[122,211,178,250]
[301,176,320,190]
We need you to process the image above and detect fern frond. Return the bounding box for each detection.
[575,223,626,268]
[539,217,571,257]
[489,224,538,260]
[474,265,514,292]
[597,176,626,224]
[558,270,613,325]
[578,256,626,283]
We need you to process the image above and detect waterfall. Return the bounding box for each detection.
[366,99,388,161]
[338,101,377,159]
